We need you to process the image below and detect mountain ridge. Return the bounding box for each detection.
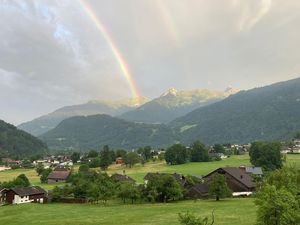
[170,77,300,144]
[119,88,239,124]
[18,97,148,136]
[39,114,177,151]
[0,120,48,158]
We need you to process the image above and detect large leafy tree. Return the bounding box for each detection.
[145,174,183,202]
[0,174,31,188]
[213,144,225,154]
[255,185,300,225]
[249,141,283,170]
[165,144,188,165]
[190,141,209,162]
[124,152,141,168]
[117,182,140,204]
[255,166,300,225]
[208,174,231,201]
[40,168,52,183]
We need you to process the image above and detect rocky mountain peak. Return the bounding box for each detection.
[162,88,178,97]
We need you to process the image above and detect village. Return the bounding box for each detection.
[1,138,299,206]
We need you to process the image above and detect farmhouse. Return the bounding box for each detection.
[0,186,47,204]
[115,157,124,165]
[204,167,259,194]
[47,170,70,184]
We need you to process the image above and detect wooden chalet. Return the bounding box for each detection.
[0,186,47,204]
[204,167,257,193]
[47,170,70,184]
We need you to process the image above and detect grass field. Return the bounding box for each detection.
[0,154,299,188]
[0,198,256,225]
[0,168,60,190]
[0,154,299,225]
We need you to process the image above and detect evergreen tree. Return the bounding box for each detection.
[99,145,112,170]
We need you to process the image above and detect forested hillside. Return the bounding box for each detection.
[120,88,238,124]
[0,120,48,158]
[40,114,177,151]
[170,77,300,144]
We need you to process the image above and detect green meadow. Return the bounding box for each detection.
[0,198,256,225]
[0,154,299,188]
[0,154,299,225]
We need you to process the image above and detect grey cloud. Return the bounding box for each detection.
[0,0,300,124]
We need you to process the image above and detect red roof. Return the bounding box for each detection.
[47,171,70,180]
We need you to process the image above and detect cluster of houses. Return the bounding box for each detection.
[143,165,262,199]
[281,139,300,154]
[0,165,262,205]
[0,155,74,171]
[33,155,74,169]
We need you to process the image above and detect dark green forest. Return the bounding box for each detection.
[0,120,48,158]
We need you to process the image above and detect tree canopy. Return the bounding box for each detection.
[249,141,283,171]
[208,174,231,201]
[165,144,188,165]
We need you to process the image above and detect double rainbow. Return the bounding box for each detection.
[79,0,141,102]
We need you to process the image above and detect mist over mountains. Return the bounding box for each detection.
[17,77,300,151]
[18,97,148,136]
[18,88,235,136]
[120,88,238,124]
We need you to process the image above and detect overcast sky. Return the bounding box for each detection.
[0,0,300,125]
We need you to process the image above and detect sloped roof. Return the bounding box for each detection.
[11,186,46,196]
[111,174,136,183]
[47,170,70,180]
[188,183,209,194]
[220,167,255,188]
[204,167,256,189]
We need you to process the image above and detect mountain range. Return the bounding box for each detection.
[120,88,238,123]
[38,78,300,150]
[171,77,300,144]
[18,88,236,136]
[18,97,148,136]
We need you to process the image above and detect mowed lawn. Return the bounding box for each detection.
[107,155,251,182]
[0,154,299,187]
[0,198,256,225]
[107,154,300,182]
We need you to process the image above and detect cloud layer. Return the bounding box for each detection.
[1,0,300,124]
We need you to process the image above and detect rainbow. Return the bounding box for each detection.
[155,0,181,46]
[78,0,141,102]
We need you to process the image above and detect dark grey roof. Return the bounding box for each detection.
[245,167,263,175]
[188,183,209,194]
[111,174,136,183]
[47,170,70,180]
[204,167,256,189]
[11,186,46,196]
